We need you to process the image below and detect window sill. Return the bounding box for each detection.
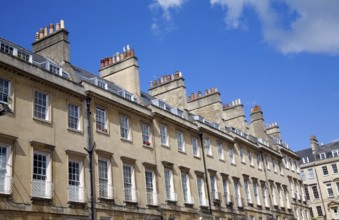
[67,128,83,134]
[143,144,152,148]
[219,158,225,162]
[207,154,213,158]
[250,164,255,168]
[231,162,237,166]
[241,161,246,165]
[193,155,201,159]
[96,129,109,136]
[178,150,187,154]
[33,117,52,126]
[161,144,170,148]
[120,138,132,143]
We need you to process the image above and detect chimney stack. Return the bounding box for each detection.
[32,19,70,64]
[248,105,267,140]
[222,98,247,131]
[310,135,319,157]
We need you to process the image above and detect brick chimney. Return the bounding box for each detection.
[222,99,247,131]
[310,135,319,156]
[149,71,187,109]
[32,20,70,64]
[99,45,140,96]
[248,105,266,139]
[187,88,223,123]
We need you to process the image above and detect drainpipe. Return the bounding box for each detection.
[261,151,275,219]
[84,97,95,220]
[199,133,213,216]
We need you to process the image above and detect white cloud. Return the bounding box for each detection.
[211,0,339,55]
[150,0,185,36]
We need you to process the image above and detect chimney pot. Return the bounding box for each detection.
[105,57,109,66]
[35,32,39,41]
[49,23,54,34]
[130,49,135,57]
[109,57,112,65]
[251,105,261,113]
[44,27,48,37]
[56,23,60,31]
[60,20,65,29]
[100,59,105,68]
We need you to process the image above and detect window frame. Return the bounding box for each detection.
[68,103,80,130]
[204,138,212,156]
[192,137,200,158]
[217,142,224,160]
[0,77,11,105]
[0,144,13,195]
[120,115,130,140]
[33,90,49,121]
[141,122,151,146]
[96,107,107,132]
[176,130,185,152]
[160,124,168,146]
[98,158,113,199]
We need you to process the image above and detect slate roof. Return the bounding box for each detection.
[296,141,339,163]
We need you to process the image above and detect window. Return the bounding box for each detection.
[309,208,314,218]
[98,159,113,199]
[123,164,136,202]
[69,160,85,202]
[234,181,243,207]
[240,147,245,163]
[145,170,157,205]
[248,150,253,166]
[204,138,212,156]
[285,156,289,169]
[217,142,224,160]
[300,170,305,181]
[68,104,80,130]
[285,189,291,209]
[271,184,277,206]
[0,42,13,55]
[305,187,310,200]
[34,91,49,120]
[0,145,12,194]
[265,155,270,170]
[160,124,168,146]
[141,123,151,145]
[96,107,107,132]
[120,115,130,140]
[278,186,284,207]
[0,78,11,104]
[307,168,314,179]
[337,182,339,194]
[32,151,52,199]
[273,159,277,172]
[192,137,199,157]
[289,158,292,170]
[229,147,235,164]
[257,154,262,169]
[332,149,339,157]
[326,183,334,197]
[177,131,185,152]
[197,176,207,206]
[279,161,284,175]
[253,181,260,205]
[181,172,192,204]
[223,179,231,204]
[244,179,252,204]
[291,159,295,171]
[316,206,323,216]
[165,168,176,201]
[49,64,60,74]
[311,185,319,199]
[332,164,338,173]
[302,157,309,164]
[210,175,219,201]
[319,152,326,160]
[262,184,269,207]
[322,166,329,175]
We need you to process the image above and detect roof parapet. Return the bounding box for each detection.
[100,45,135,69]
[187,87,218,102]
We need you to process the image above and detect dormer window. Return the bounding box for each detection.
[171,108,184,118]
[17,50,30,62]
[302,157,309,164]
[318,152,326,160]
[118,90,135,102]
[158,101,171,111]
[97,80,107,90]
[49,64,59,74]
[332,149,339,157]
[0,42,13,55]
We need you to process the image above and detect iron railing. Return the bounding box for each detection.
[124,188,138,202]
[199,197,209,207]
[98,183,115,200]
[0,176,13,194]
[32,180,54,199]
[184,196,194,205]
[146,191,159,206]
[235,196,244,207]
[165,191,177,202]
[212,190,221,202]
[68,185,86,203]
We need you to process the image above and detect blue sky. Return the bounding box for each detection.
[1,0,338,151]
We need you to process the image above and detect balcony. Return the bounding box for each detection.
[146,191,159,206]
[199,197,209,207]
[184,196,194,205]
[212,190,221,203]
[98,183,115,200]
[124,188,138,203]
[32,180,54,199]
[165,191,177,202]
[224,194,233,207]
[235,196,244,208]
[0,176,13,195]
[68,185,86,203]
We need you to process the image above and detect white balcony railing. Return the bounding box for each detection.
[0,176,13,194]
[184,196,194,204]
[146,191,159,206]
[199,197,209,207]
[165,191,177,202]
[32,180,54,199]
[124,188,138,202]
[98,183,115,200]
[68,185,86,203]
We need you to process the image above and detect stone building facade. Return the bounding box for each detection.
[296,136,339,220]
[0,20,308,220]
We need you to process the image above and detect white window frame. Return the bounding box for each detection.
[271,183,277,206]
[120,115,130,140]
[96,107,107,132]
[302,157,309,164]
[244,179,252,204]
[68,103,80,130]
[262,184,269,207]
[332,149,339,157]
[0,78,11,105]
[145,169,157,205]
[229,147,235,164]
[300,170,306,181]
[160,124,168,146]
[278,186,284,207]
[204,138,212,156]
[32,151,52,198]
[217,142,224,160]
[68,159,85,202]
[332,163,338,174]
[141,123,151,145]
[311,185,319,199]
[319,152,326,160]
[197,176,207,206]
[123,163,137,202]
[181,172,192,204]
[326,183,334,198]
[165,168,176,201]
[240,147,245,163]
[0,144,13,194]
[322,166,329,176]
[253,181,260,205]
[248,150,253,166]
[285,189,291,209]
[257,154,262,170]
[223,178,230,204]
[308,168,314,179]
[34,90,49,120]
[192,137,200,157]
[210,175,218,200]
[234,181,242,207]
[176,131,185,152]
[98,158,113,199]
